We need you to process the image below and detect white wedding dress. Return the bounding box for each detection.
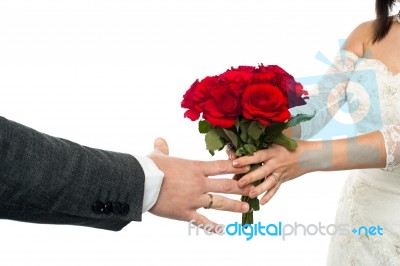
[291,50,400,265]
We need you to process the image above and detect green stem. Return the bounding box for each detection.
[240,163,263,226]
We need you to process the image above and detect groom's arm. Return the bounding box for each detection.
[0,116,152,231]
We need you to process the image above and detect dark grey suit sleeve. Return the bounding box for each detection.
[0,116,145,231]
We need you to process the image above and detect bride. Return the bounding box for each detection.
[230,0,400,264]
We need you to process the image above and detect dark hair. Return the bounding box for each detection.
[373,0,396,43]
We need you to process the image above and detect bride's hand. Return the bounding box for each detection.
[229,141,315,205]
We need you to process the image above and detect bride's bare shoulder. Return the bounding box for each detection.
[343,20,375,57]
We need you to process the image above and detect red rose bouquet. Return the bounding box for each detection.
[181,64,313,225]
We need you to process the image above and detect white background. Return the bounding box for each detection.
[0,0,381,265]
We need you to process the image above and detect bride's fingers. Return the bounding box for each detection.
[249,174,279,198]
[238,164,274,188]
[260,183,281,205]
[232,149,273,167]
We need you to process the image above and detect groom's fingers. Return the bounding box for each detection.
[153,138,169,155]
[260,183,281,205]
[190,213,218,230]
[201,160,250,176]
[206,194,249,213]
[205,178,253,195]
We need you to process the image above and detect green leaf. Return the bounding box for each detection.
[239,122,250,142]
[235,119,241,131]
[205,129,225,154]
[215,127,230,142]
[288,112,315,128]
[248,121,265,140]
[243,144,257,155]
[223,128,239,148]
[272,133,298,151]
[247,137,255,145]
[199,120,211,134]
[263,122,288,139]
[235,147,247,157]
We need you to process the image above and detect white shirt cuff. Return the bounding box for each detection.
[135,156,164,213]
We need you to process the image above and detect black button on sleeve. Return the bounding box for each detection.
[112,202,122,215]
[120,203,130,216]
[103,201,113,215]
[92,201,105,214]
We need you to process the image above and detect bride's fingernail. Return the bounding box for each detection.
[239,179,246,187]
[242,203,249,213]
[232,160,239,166]
[250,191,256,198]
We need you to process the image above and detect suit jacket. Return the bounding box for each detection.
[0,116,145,231]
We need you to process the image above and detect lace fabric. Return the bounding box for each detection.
[380,125,400,170]
[291,50,400,170]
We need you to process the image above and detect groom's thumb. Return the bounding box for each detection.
[154,138,169,155]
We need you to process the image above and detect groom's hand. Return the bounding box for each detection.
[148,138,252,228]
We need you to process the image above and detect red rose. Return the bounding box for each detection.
[279,73,308,108]
[253,67,276,84]
[242,84,290,126]
[203,84,242,128]
[259,65,308,108]
[181,79,201,121]
[287,82,308,108]
[181,75,242,128]
[267,65,290,76]
[181,76,218,121]
[220,69,253,86]
[235,66,256,72]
